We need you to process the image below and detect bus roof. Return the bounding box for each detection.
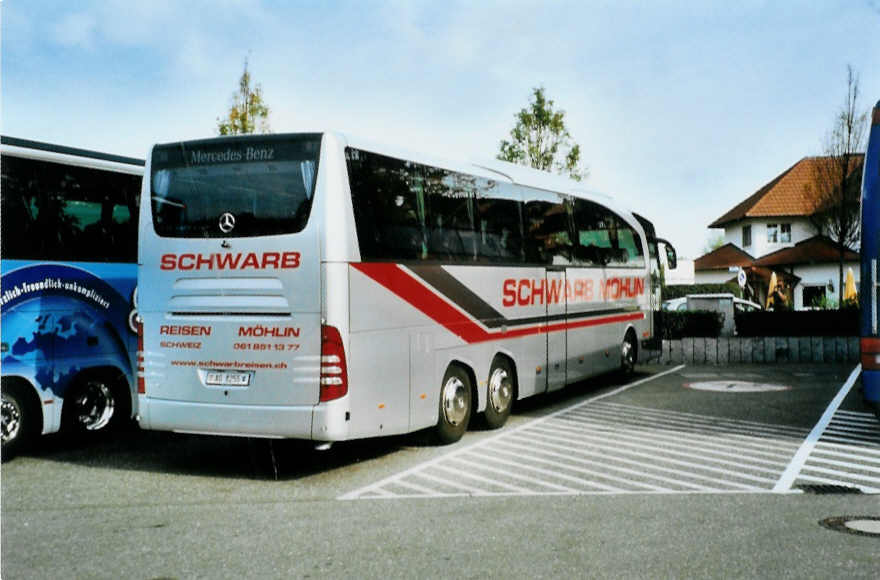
[335,131,634,220]
[1,135,145,170]
[149,131,644,232]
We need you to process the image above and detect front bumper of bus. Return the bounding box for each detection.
[137,396,350,441]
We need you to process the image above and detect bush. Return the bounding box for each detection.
[734,309,859,337]
[654,310,725,339]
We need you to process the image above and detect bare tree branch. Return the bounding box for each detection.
[806,65,867,308]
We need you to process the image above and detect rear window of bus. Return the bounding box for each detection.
[149,134,320,238]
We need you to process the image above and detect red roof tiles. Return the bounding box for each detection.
[709,155,864,228]
[752,235,859,267]
[694,243,754,271]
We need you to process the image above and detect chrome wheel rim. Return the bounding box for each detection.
[488,367,512,415]
[2,394,22,444]
[441,376,469,426]
[621,338,635,371]
[74,381,115,431]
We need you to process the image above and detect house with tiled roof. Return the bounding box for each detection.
[695,156,862,309]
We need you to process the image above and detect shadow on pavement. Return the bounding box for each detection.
[12,367,646,480]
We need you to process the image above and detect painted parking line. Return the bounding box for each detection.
[340,365,812,500]
[775,365,880,494]
[791,413,880,493]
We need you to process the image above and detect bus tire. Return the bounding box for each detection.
[2,380,38,461]
[435,365,472,444]
[620,330,637,375]
[62,369,131,436]
[484,357,515,430]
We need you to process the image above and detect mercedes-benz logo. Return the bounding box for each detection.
[219,212,236,234]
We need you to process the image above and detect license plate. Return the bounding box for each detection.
[205,371,251,387]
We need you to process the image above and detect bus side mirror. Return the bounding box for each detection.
[665,244,677,270]
[655,238,677,270]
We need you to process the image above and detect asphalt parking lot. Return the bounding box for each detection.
[2,363,878,578]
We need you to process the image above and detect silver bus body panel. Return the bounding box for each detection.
[138,137,329,438]
[138,131,653,442]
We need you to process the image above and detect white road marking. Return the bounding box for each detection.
[341,365,832,500]
[489,438,670,491]
[338,365,685,500]
[774,365,880,493]
[523,426,772,488]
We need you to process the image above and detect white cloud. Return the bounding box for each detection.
[6,1,880,258]
[42,1,274,80]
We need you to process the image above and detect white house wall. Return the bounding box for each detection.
[722,217,817,259]
[792,262,860,309]
[710,217,859,311]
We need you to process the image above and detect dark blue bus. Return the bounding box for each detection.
[1,137,144,458]
[860,101,880,418]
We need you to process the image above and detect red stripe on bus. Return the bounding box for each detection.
[352,263,644,344]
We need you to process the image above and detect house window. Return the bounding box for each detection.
[767,224,778,243]
[742,225,751,247]
[803,285,826,309]
[780,223,791,243]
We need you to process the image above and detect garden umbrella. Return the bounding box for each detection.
[844,267,857,302]
[765,271,777,309]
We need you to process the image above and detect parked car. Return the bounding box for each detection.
[662,294,762,313]
[661,293,762,337]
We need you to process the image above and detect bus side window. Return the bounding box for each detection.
[475,181,524,263]
[33,170,81,261]
[347,149,427,261]
[1,156,141,263]
[571,199,645,268]
[572,199,611,266]
[66,169,142,263]
[383,164,423,259]
[425,168,475,262]
[523,192,572,265]
[0,156,37,260]
[614,222,646,268]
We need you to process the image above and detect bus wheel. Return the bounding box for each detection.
[63,370,129,435]
[484,357,514,429]
[620,331,637,375]
[436,365,472,444]
[2,385,34,460]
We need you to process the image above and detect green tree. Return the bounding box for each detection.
[217,58,271,135]
[702,233,725,254]
[498,87,588,181]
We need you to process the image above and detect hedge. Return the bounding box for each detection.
[654,310,725,339]
[734,309,859,337]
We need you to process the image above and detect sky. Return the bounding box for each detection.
[3,0,880,259]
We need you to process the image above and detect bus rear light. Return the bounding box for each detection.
[137,320,146,394]
[320,325,348,402]
[861,338,880,371]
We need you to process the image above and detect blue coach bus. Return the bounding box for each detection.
[1,136,144,458]
[861,101,880,418]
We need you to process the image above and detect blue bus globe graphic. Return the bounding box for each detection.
[3,295,131,397]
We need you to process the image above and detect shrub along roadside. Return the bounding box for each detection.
[654,310,725,339]
[734,309,859,337]
[652,308,859,339]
